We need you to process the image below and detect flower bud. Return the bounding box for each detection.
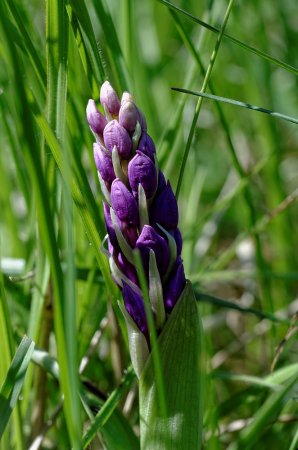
[86,99,107,135]
[119,101,139,133]
[138,133,156,160]
[136,225,170,276]
[103,120,132,158]
[100,81,120,115]
[111,179,139,226]
[164,257,186,312]
[122,282,148,335]
[128,151,157,199]
[150,182,178,230]
[121,91,134,105]
[93,143,116,184]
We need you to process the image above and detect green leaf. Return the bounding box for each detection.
[0,336,35,439]
[139,282,204,450]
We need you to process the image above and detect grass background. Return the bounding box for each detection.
[0,0,298,449]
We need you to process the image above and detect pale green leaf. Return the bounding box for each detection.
[139,282,204,450]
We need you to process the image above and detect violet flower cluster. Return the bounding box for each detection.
[86,81,186,354]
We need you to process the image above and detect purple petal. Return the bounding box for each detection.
[138,133,156,160]
[93,143,116,184]
[128,151,157,199]
[86,99,107,135]
[136,225,170,276]
[150,181,178,230]
[103,120,132,158]
[164,257,186,312]
[111,179,139,226]
[100,81,120,115]
[122,282,148,335]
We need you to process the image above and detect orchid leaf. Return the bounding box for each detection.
[139,281,204,450]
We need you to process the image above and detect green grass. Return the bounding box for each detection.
[0,0,297,449]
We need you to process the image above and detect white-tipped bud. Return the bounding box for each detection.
[100,81,121,115]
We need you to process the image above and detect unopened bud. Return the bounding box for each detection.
[86,99,107,135]
[100,81,121,115]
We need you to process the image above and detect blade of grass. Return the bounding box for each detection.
[175,0,235,199]
[91,0,130,91]
[0,6,81,448]
[212,372,278,390]
[238,373,298,448]
[123,0,133,78]
[22,249,50,415]
[158,0,298,77]
[194,291,289,324]
[0,269,24,450]
[46,2,82,448]
[172,89,298,125]
[67,0,105,90]
[0,336,34,440]
[4,0,46,93]
[289,426,298,450]
[82,366,136,449]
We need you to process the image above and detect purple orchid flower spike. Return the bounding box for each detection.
[87,81,187,377]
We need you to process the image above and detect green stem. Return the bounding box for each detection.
[175,0,236,200]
